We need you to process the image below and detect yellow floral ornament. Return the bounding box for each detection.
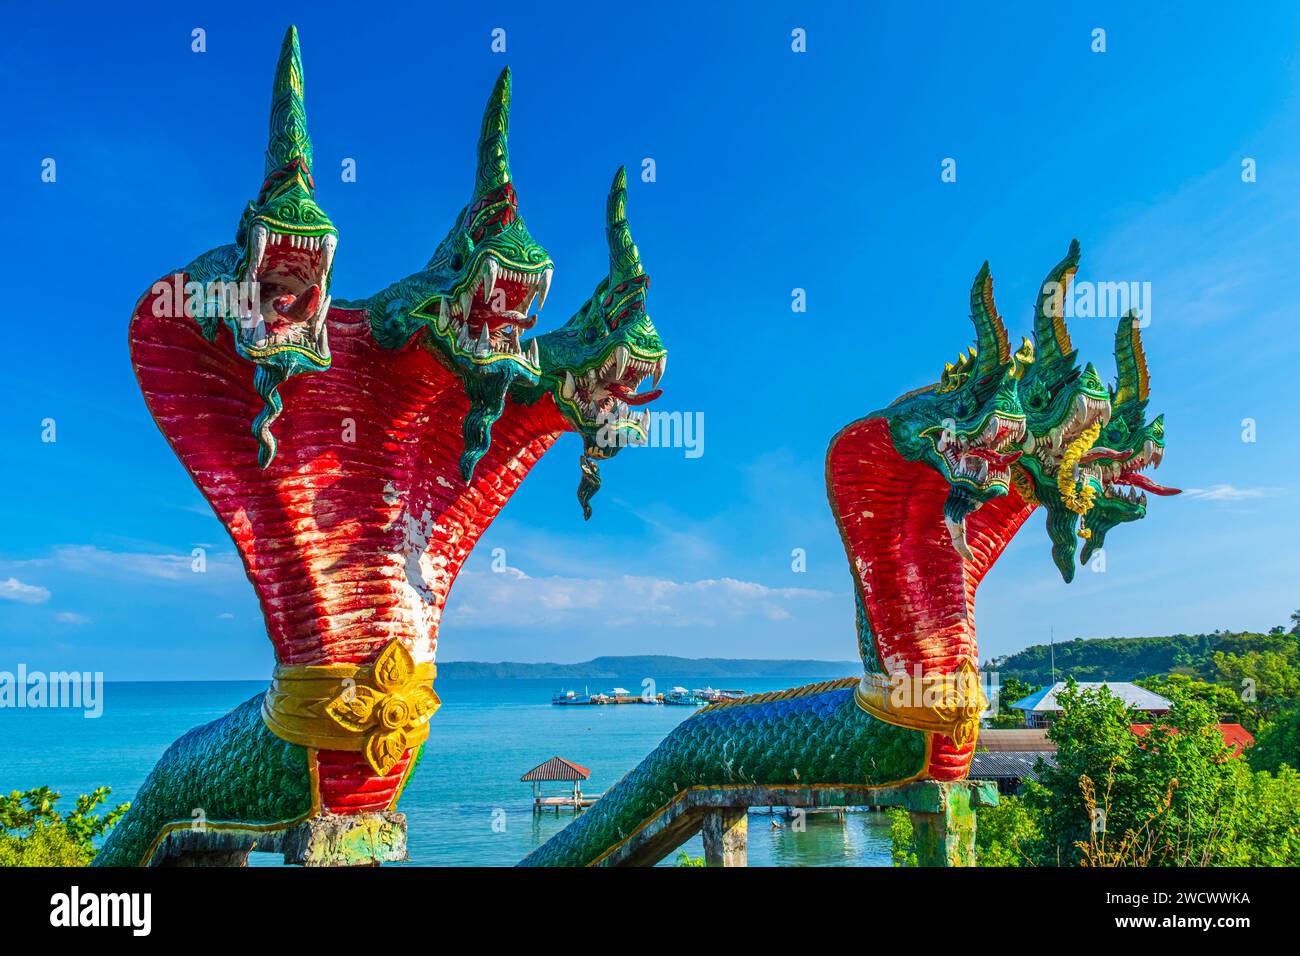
[262,639,440,776]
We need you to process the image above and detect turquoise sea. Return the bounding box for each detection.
[0,677,893,867]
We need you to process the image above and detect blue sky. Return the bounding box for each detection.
[2,2,1298,679]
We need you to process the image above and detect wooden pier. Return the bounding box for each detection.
[522,756,597,814]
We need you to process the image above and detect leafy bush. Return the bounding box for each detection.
[0,787,128,867]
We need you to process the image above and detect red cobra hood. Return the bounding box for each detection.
[130,274,570,670]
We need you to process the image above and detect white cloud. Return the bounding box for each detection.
[54,611,90,625]
[446,568,832,630]
[0,577,50,604]
[1183,484,1279,502]
[1,545,241,583]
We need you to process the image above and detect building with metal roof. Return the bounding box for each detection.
[1011,682,1171,727]
[976,728,1055,752]
[969,751,1058,794]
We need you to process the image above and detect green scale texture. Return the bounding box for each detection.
[518,684,927,867]
[93,694,313,867]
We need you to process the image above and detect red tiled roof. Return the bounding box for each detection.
[521,756,591,781]
[1129,723,1255,758]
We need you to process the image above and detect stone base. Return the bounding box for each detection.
[150,812,408,867]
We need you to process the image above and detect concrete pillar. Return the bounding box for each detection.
[701,807,748,867]
[905,780,996,867]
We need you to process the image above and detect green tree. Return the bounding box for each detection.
[1137,673,1256,731]
[1250,706,1300,775]
[973,795,1038,866]
[1024,681,1237,866]
[0,786,129,867]
[1214,647,1300,718]
[886,808,916,867]
[990,677,1038,728]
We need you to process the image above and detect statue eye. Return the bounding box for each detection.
[450,254,464,271]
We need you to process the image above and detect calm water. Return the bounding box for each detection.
[0,677,892,867]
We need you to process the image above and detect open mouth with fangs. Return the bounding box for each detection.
[938,413,1026,489]
[556,344,667,434]
[428,255,554,369]
[239,221,335,364]
[1083,438,1181,505]
[1023,392,1112,474]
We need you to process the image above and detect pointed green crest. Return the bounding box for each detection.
[265,25,313,177]
[606,166,644,283]
[475,68,512,196]
[1032,238,1081,374]
[968,262,1010,377]
[1113,310,1150,411]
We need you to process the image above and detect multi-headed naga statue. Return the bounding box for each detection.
[98,27,667,866]
[522,245,1178,867]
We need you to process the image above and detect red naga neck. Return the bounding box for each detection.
[829,416,1035,675]
[828,416,1037,781]
[130,274,568,669]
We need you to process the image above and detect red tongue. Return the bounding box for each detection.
[1115,471,1181,496]
[1080,446,1138,464]
[966,447,1023,467]
[606,383,662,406]
[482,311,537,331]
[272,284,322,322]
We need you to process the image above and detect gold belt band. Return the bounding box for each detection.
[261,638,440,776]
[852,659,986,748]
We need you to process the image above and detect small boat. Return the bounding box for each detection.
[664,686,701,706]
[693,686,746,702]
[551,689,593,705]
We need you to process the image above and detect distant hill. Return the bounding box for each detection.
[985,631,1297,684]
[438,655,861,680]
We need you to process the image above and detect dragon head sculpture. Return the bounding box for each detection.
[367,67,554,480]
[525,167,667,518]
[181,26,337,467]
[1013,240,1113,580]
[1078,312,1180,564]
[885,263,1027,558]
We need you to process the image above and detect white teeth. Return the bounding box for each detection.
[562,370,577,399]
[460,290,473,318]
[613,346,630,380]
[436,297,450,331]
[653,355,666,386]
[477,322,491,354]
[249,224,269,279]
[945,515,974,561]
[483,258,499,303]
[528,338,539,366]
[536,267,553,310]
[321,234,337,278]
[315,308,330,355]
